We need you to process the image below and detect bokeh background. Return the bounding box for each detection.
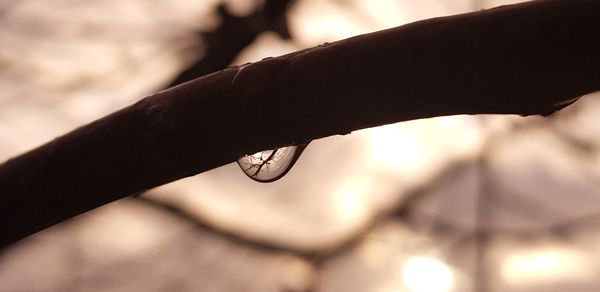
[1,0,600,291]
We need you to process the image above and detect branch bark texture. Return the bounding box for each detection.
[1,0,599,247]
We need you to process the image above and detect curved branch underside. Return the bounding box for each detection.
[1,0,599,247]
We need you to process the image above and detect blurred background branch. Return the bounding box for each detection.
[168,0,295,86]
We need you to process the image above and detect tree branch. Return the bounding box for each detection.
[1,0,599,247]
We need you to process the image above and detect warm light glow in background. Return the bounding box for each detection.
[403,256,454,292]
[501,245,596,286]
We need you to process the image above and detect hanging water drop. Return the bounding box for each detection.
[237,142,310,182]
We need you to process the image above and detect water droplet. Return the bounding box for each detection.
[237,142,310,182]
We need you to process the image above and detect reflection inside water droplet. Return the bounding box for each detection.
[237,142,310,182]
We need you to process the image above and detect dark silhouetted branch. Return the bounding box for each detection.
[1,0,599,247]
